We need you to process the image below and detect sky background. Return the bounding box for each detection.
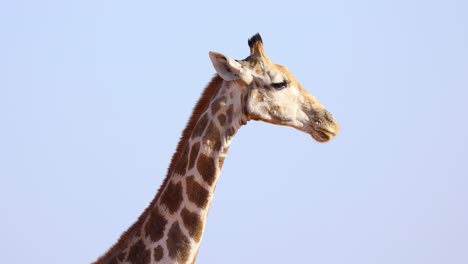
[1,0,467,263]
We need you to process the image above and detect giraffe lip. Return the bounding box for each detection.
[307,116,339,142]
[310,126,337,142]
[311,129,332,142]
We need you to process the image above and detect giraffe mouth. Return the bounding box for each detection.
[309,120,338,142]
[311,128,334,142]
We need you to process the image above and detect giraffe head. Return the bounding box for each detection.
[209,33,339,142]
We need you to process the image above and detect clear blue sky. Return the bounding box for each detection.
[1,1,467,263]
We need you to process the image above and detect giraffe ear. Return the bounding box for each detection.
[209,51,243,81]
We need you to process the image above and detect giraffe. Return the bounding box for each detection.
[94,33,339,264]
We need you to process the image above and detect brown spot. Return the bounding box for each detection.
[226,126,236,138]
[211,96,226,115]
[181,208,204,242]
[174,145,189,175]
[108,250,126,264]
[197,154,216,185]
[271,105,281,112]
[108,257,118,264]
[255,91,265,103]
[204,122,221,150]
[166,221,190,263]
[153,246,163,262]
[226,104,234,124]
[191,113,208,139]
[218,156,226,168]
[126,240,150,264]
[188,142,200,170]
[144,207,168,242]
[117,251,126,262]
[160,181,183,214]
[186,176,210,208]
[217,113,227,126]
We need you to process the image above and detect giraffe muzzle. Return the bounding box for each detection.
[309,111,339,142]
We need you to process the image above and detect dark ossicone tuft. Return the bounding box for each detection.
[248,33,263,49]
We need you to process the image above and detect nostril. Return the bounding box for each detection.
[324,110,335,123]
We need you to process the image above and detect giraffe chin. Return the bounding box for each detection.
[310,129,334,143]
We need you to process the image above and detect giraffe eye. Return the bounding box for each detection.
[271,81,288,90]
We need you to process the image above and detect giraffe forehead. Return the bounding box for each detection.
[249,61,295,84]
[274,64,296,80]
[265,70,283,83]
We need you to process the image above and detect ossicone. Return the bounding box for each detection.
[248,33,265,57]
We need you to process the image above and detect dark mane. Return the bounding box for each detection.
[94,75,223,264]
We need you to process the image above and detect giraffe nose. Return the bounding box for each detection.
[324,110,335,123]
[324,110,339,136]
[316,109,339,137]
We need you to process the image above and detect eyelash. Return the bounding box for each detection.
[271,81,288,90]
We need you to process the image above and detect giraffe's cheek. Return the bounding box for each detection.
[248,106,271,122]
[246,93,270,121]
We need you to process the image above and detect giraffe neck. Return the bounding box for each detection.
[96,76,246,264]
[148,78,245,263]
